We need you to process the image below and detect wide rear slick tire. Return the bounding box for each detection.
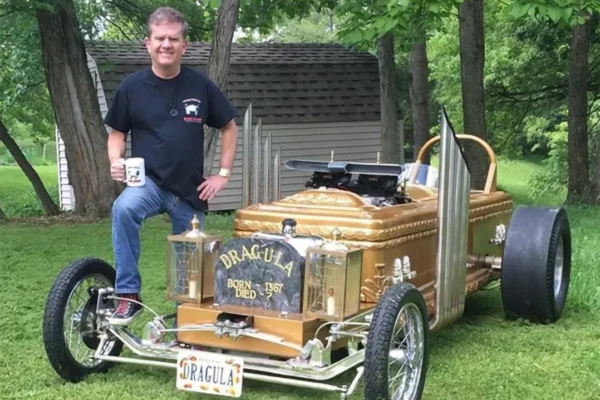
[364,282,430,400]
[43,258,123,382]
[501,207,571,323]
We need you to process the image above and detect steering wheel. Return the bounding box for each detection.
[408,134,498,194]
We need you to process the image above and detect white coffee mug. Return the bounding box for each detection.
[123,158,146,187]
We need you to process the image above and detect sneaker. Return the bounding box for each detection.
[107,293,143,326]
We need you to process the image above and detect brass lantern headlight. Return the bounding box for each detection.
[166,214,222,303]
[303,227,363,321]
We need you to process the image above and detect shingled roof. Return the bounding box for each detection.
[85,40,382,124]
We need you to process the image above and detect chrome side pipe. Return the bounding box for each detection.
[430,109,470,332]
[242,104,252,208]
[96,354,176,369]
[244,372,348,393]
[273,145,282,201]
[263,132,272,204]
[252,117,262,205]
[240,105,282,207]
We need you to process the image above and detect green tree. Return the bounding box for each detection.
[458,0,487,189]
[508,1,600,203]
[99,0,217,41]
[203,0,240,176]
[0,6,60,216]
[201,0,339,174]
[238,9,338,43]
[427,1,600,202]
[35,0,120,218]
[335,0,463,165]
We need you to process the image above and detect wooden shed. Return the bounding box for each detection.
[56,40,401,211]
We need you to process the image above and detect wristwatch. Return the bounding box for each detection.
[218,168,231,178]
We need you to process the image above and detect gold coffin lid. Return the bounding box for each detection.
[234,188,513,243]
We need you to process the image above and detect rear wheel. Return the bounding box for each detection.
[43,258,123,382]
[364,282,429,400]
[501,207,571,323]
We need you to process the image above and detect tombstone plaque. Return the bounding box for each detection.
[213,237,305,313]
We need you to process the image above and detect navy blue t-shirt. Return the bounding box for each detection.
[104,66,237,211]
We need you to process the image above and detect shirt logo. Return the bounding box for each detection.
[183,98,203,123]
[185,104,199,115]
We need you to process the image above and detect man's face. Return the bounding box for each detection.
[145,21,187,69]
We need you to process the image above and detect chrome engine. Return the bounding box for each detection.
[304,171,412,207]
[283,159,412,207]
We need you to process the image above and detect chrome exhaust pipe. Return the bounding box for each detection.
[242,104,252,208]
[253,118,262,205]
[273,145,281,201]
[263,132,272,204]
[430,108,470,332]
[240,108,282,207]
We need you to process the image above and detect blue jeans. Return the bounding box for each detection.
[111,177,205,294]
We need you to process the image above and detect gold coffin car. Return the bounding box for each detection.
[231,184,512,315]
[176,132,512,358]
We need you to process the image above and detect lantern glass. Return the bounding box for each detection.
[166,233,221,303]
[303,247,363,321]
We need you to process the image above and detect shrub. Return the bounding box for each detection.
[527,122,568,200]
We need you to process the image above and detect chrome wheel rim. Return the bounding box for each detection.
[63,274,115,368]
[554,236,564,299]
[388,303,425,400]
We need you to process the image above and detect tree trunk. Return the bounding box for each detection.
[377,31,400,164]
[458,0,487,189]
[567,13,591,203]
[0,119,60,216]
[203,0,240,177]
[410,26,430,165]
[36,0,118,218]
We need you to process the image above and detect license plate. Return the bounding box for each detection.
[176,349,244,397]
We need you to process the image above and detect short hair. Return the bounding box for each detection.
[147,7,189,38]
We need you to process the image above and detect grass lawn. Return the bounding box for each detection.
[1,159,599,399]
[0,165,57,197]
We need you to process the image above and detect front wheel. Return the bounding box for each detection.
[364,282,430,400]
[43,258,123,382]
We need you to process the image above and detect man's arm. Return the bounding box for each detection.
[108,129,127,163]
[198,77,239,201]
[219,119,238,173]
[103,76,130,183]
[197,119,238,201]
[107,129,127,181]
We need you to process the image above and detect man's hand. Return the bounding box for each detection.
[110,158,126,182]
[197,175,229,201]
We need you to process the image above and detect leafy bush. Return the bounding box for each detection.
[527,121,568,200]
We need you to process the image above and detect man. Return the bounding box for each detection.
[104,7,238,325]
